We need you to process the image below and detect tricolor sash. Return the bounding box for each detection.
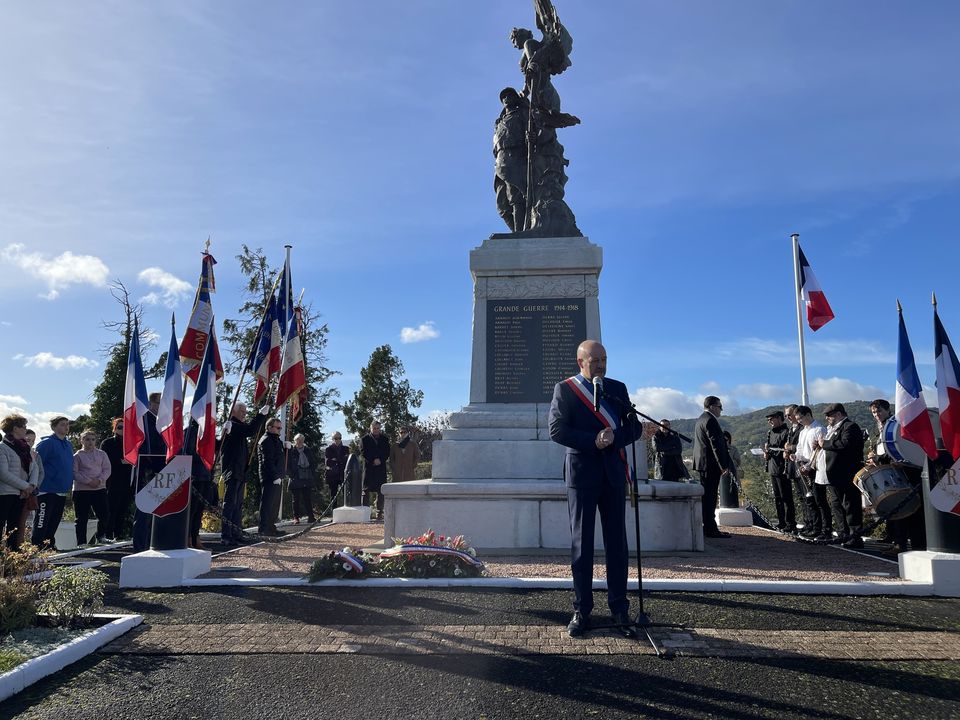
[564,375,620,429]
[564,375,633,484]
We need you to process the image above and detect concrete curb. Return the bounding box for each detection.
[0,613,143,702]
[183,576,936,595]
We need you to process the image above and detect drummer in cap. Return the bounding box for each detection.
[817,403,865,548]
[869,398,926,553]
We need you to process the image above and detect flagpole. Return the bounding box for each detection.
[791,233,809,406]
[224,267,284,424]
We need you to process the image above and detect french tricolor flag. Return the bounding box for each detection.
[934,303,960,461]
[157,315,184,462]
[122,320,149,465]
[247,293,281,407]
[190,320,219,471]
[896,305,938,462]
[798,245,835,331]
[275,254,307,413]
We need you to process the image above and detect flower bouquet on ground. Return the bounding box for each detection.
[376,530,486,579]
[307,547,376,582]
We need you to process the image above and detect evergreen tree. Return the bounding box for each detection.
[220,245,338,518]
[339,345,424,439]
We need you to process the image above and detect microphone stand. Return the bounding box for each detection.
[590,390,665,655]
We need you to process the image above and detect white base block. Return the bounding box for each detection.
[383,480,704,551]
[899,550,960,596]
[119,548,211,588]
[716,507,753,527]
[332,506,371,524]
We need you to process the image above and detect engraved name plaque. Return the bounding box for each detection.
[486,298,586,403]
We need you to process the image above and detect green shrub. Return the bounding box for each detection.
[0,582,37,634]
[0,647,26,673]
[37,568,108,628]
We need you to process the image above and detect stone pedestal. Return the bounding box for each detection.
[384,234,703,551]
[332,506,371,524]
[717,507,754,527]
[384,480,703,551]
[119,548,211,588]
[899,550,960,596]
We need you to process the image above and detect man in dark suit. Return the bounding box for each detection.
[219,402,269,545]
[818,402,865,549]
[548,340,643,638]
[692,395,734,539]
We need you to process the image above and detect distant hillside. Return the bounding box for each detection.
[670,400,877,455]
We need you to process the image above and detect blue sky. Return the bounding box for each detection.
[2,1,959,438]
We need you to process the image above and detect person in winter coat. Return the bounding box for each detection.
[257,417,286,537]
[389,426,420,484]
[99,418,133,540]
[285,434,317,524]
[31,416,74,550]
[324,432,348,500]
[73,429,111,545]
[361,421,390,520]
[0,415,40,549]
[219,402,269,545]
[184,418,218,549]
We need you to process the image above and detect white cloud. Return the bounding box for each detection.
[14,352,98,370]
[809,377,887,404]
[138,267,192,308]
[1,243,109,299]
[732,382,798,399]
[400,321,440,344]
[629,387,710,420]
[717,337,895,366]
[68,403,92,415]
[0,397,87,433]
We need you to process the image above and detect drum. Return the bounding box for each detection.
[854,464,920,520]
[879,409,941,468]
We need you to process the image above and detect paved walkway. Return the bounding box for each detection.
[202,522,906,584]
[103,622,960,660]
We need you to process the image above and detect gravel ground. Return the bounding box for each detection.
[203,522,902,582]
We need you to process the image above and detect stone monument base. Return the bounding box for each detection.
[119,548,211,588]
[382,480,704,552]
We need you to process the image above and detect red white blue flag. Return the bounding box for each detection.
[247,293,281,407]
[180,253,224,384]
[896,306,938,461]
[122,320,149,465]
[275,256,306,413]
[934,305,960,461]
[157,315,184,462]
[190,320,219,471]
[798,245,835,331]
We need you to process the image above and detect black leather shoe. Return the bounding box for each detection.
[567,612,591,638]
[842,536,864,549]
[704,529,731,539]
[610,611,637,639]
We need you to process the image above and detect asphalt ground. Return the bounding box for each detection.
[4,565,960,720]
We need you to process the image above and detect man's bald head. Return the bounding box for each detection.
[576,340,607,380]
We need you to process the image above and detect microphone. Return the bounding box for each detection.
[592,376,603,412]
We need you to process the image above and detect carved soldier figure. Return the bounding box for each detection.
[494,88,529,232]
[497,0,582,238]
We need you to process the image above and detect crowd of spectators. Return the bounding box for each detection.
[0,407,423,552]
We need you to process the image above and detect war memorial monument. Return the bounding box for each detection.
[382,1,703,551]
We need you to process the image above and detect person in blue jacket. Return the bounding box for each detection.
[31,416,74,550]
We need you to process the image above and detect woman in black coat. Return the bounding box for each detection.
[285,434,317,523]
